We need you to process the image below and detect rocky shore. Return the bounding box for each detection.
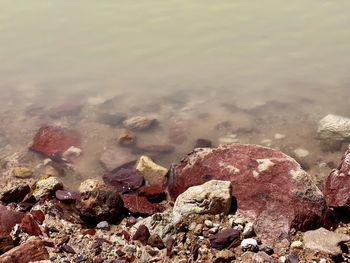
[1,97,350,263]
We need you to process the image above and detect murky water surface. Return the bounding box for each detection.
[0,1,350,187]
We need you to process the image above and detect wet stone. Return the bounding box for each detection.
[21,214,42,236]
[100,146,138,172]
[118,128,136,146]
[123,116,156,131]
[138,184,166,203]
[122,193,160,216]
[135,156,168,185]
[55,190,81,203]
[0,184,31,205]
[147,234,165,249]
[96,221,110,230]
[31,210,45,224]
[96,112,126,127]
[11,166,33,179]
[209,228,241,250]
[132,225,150,246]
[48,101,83,118]
[103,168,144,193]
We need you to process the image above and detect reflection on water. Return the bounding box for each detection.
[0,1,350,187]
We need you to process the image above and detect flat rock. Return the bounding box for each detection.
[103,168,144,193]
[0,237,49,263]
[122,193,160,216]
[118,128,136,146]
[21,214,42,236]
[55,190,81,203]
[303,227,350,256]
[167,144,326,243]
[123,116,156,131]
[172,180,232,225]
[96,112,126,126]
[30,126,81,158]
[0,205,24,235]
[138,184,166,203]
[323,147,350,214]
[100,146,138,172]
[318,114,350,140]
[136,156,168,185]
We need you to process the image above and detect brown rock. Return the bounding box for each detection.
[138,184,166,203]
[0,235,15,255]
[165,238,175,257]
[118,128,136,146]
[100,146,138,172]
[123,116,156,131]
[0,185,30,205]
[0,205,24,236]
[103,168,144,193]
[31,210,45,225]
[324,147,350,215]
[21,214,42,236]
[132,225,150,245]
[147,234,165,249]
[30,126,81,158]
[122,193,160,216]
[209,228,240,250]
[0,237,49,263]
[167,144,326,243]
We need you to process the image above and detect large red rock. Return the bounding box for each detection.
[167,144,326,243]
[323,147,350,214]
[0,205,24,236]
[30,126,81,158]
[0,237,49,263]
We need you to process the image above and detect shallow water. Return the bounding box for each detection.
[0,1,350,187]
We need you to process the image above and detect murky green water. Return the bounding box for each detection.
[0,1,350,187]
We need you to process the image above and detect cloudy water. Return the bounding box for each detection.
[0,1,350,187]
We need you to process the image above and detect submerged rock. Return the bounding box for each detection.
[135,156,167,185]
[167,144,326,243]
[32,176,63,200]
[172,180,232,225]
[303,227,350,256]
[30,126,81,158]
[100,146,138,171]
[118,128,136,146]
[323,146,350,215]
[103,168,144,193]
[96,112,126,127]
[79,178,104,193]
[48,102,83,118]
[55,190,81,203]
[318,114,350,141]
[123,116,156,131]
[11,166,33,179]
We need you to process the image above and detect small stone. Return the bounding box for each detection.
[55,190,80,203]
[0,235,14,254]
[31,210,45,225]
[293,148,309,158]
[165,238,175,257]
[214,249,235,263]
[103,168,144,193]
[21,214,42,236]
[241,238,258,252]
[194,224,203,236]
[135,156,167,185]
[132,225,150,245]
[209,227,219,234]
[318,114,350,140]
[0,237,49,262]
[303,227,350,256]
[60,244,76,254]
[122,193,160,215]
[32,176,63,200]
[118,128,136,146]
[290,240,303,249]
[62,146,82,162]
[242,222,254,238]
[100,146,138,172]
[11,167,33,179]
[79,179,103,193]
[319,259,327,263]
[209,228,241,250]
[0,184,31,205]
[138,184,166,203]
[286,251,299,263]
[204,220,213,228]
[0,205,24,235]
[123,116,156,131]
[274,133,286,140]
[252,252,279,263]
[96,221,110,230]
[147,234,165,249]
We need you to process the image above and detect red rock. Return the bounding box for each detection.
[324,147,350,214]
[21,214,42,236]
[100,146,138,172]
[0,205,24,236]
[30,126,81,158]
[55,190,80,203]
[165,238,175,257]
[122,193,160,216]
[103,168,144,193]
[0,237,49,263]
[132,225,150,245]
[138,184,166,203]
[31,210,45,225]
[209,228,240,250]
[167,144,326,243]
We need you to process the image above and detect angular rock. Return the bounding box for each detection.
[252,252,279,263]
[214,249,235,263]
[0,237,49,263]
[135,156,167,185]
[0,205,24,235]
[147,234,165,249]
[318,114,350,141]
[55,190,80,203]
[122,193,160,216]
[103,168,144,193]
[118,128,136,146]
[96,112,126,127]
[132,225,150,245]
[0,184,30,205]
[167,117,187,144]
[30,126,81,158]
[79,179,103,193]
[172,180,232,225]
[303,227,350,256]
[209,228,241,250]
[11,167,33,179]
[123,116,156,131]
[100,146,138,172]
[167,144,326,242]
[21,214,42,236]
[30,210,45,225]
[165,237,175,257]
[138,184,166,203]
[76,186,123,225]
[0,235,14,255]
[32,176,63,200]
[323,147,350,214]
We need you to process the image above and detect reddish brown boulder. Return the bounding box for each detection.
[122,193,161,216]
[0,237,49,263]
[30,126,81,158]
[21,214,42,236]
[167,144,326,242]
[0,205,24,236]
[323,147,350,214]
